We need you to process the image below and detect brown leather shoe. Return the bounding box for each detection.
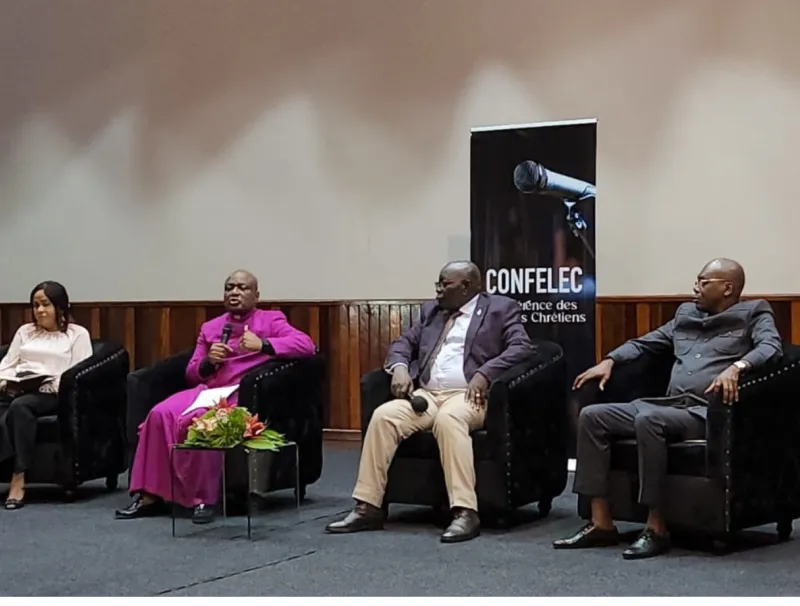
[325,501,385,534]
[441,508,480,543]
[552,523,620,549]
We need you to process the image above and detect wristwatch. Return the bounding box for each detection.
[733,360,748,372]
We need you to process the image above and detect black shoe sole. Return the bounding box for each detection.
[553,538,620,549]
[440,530,480,543]
[622,547,670,560]
[325,523,384,534]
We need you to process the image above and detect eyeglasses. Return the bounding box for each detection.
[435,280,467,289]
[694,278,728,288]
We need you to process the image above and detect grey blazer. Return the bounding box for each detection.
[607,299,783,417]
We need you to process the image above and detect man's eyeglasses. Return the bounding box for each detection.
[435,280,466,289]
[694,278,728,288]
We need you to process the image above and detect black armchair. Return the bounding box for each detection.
[575,343,800,541]
[126,350,325,500]
[0,340,129,498]
[360,340,569,525]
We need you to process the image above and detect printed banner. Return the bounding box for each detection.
[470,119,597,455]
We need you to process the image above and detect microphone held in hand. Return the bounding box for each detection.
[220,323,232,345]
[406,393,428,413]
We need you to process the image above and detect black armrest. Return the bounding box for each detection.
[238,354,325,442]
[56,341,130,452]
[360,369,393,434]
[706,345,800,492]
[484,341,567,457]
[126,349,192,446]
[571,351,675,414]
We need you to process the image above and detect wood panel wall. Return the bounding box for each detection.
[2,296,799,433]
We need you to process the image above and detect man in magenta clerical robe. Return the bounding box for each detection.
[115,270,316,523]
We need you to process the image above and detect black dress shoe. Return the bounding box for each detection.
[115,498,163,520]
[325,502,385,533]
[4,498,25,510]
[192,504,216,524]
[553,523,620,549]
[622,528,670,560]
[441,508,480,543]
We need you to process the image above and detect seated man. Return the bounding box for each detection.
[554,258,782,559]
[326,261,535,543]
[115,270,316,523]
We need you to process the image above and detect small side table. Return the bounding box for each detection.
[170,441,299,539]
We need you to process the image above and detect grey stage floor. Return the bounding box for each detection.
[1,443,800,596]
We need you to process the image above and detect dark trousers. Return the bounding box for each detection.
[573,401,706,508]
[0,392,58,473]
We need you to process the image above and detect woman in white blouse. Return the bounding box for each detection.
[0,281,93,509]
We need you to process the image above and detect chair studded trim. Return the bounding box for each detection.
[507,351,564,390]
[72,347,127,381]
[739,359,800,391]
[252,359,298,383]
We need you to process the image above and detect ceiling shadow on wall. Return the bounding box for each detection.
[1,0,798,215]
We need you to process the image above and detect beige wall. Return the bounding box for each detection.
[1,0,798,301]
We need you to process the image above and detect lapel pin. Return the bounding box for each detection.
[477,309,482,316]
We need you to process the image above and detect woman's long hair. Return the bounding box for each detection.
[29,281,72,332]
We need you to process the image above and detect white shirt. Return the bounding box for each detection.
[423,295,479,390]
[0,323,93,392]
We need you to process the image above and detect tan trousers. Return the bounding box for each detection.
[352,387,486,511]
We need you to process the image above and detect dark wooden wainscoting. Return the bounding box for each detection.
[1,296,799,433]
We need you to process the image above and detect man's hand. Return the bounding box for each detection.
[239,325,263,353]
[208,342,234,364]
[0,380,6,393]
[390,365,414,399]
[704,365,741,405]
[573,358,615,391]
[466,373,490,409]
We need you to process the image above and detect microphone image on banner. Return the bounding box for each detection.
[513,160,596,201]
[512,160,596,260]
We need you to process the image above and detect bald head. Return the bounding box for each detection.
[703,258,745,295]
[436,261,483,310]
[694,258,746,313]
[442,261,482,287]
[224,269,259,314]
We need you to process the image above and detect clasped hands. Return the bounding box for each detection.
[391,366,489,410]
[207,325,263,363]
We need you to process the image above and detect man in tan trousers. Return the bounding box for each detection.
[326,261,535,543]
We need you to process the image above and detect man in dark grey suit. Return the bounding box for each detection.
[326,261,534,543]
[554,258,782,559]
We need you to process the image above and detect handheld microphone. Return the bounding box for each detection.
[220,323,232,345]
[513,161,596,201]
[406,394,428,413]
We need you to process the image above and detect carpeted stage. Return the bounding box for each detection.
[2,443,799,596]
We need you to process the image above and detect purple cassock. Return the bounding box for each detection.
[128,308,316,508]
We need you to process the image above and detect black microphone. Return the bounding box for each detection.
[220,323,232,345]
[406,394,428,413]
[513,160,596,201]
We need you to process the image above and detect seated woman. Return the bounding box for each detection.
[115,269,316,524]
[0,281,93,509]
